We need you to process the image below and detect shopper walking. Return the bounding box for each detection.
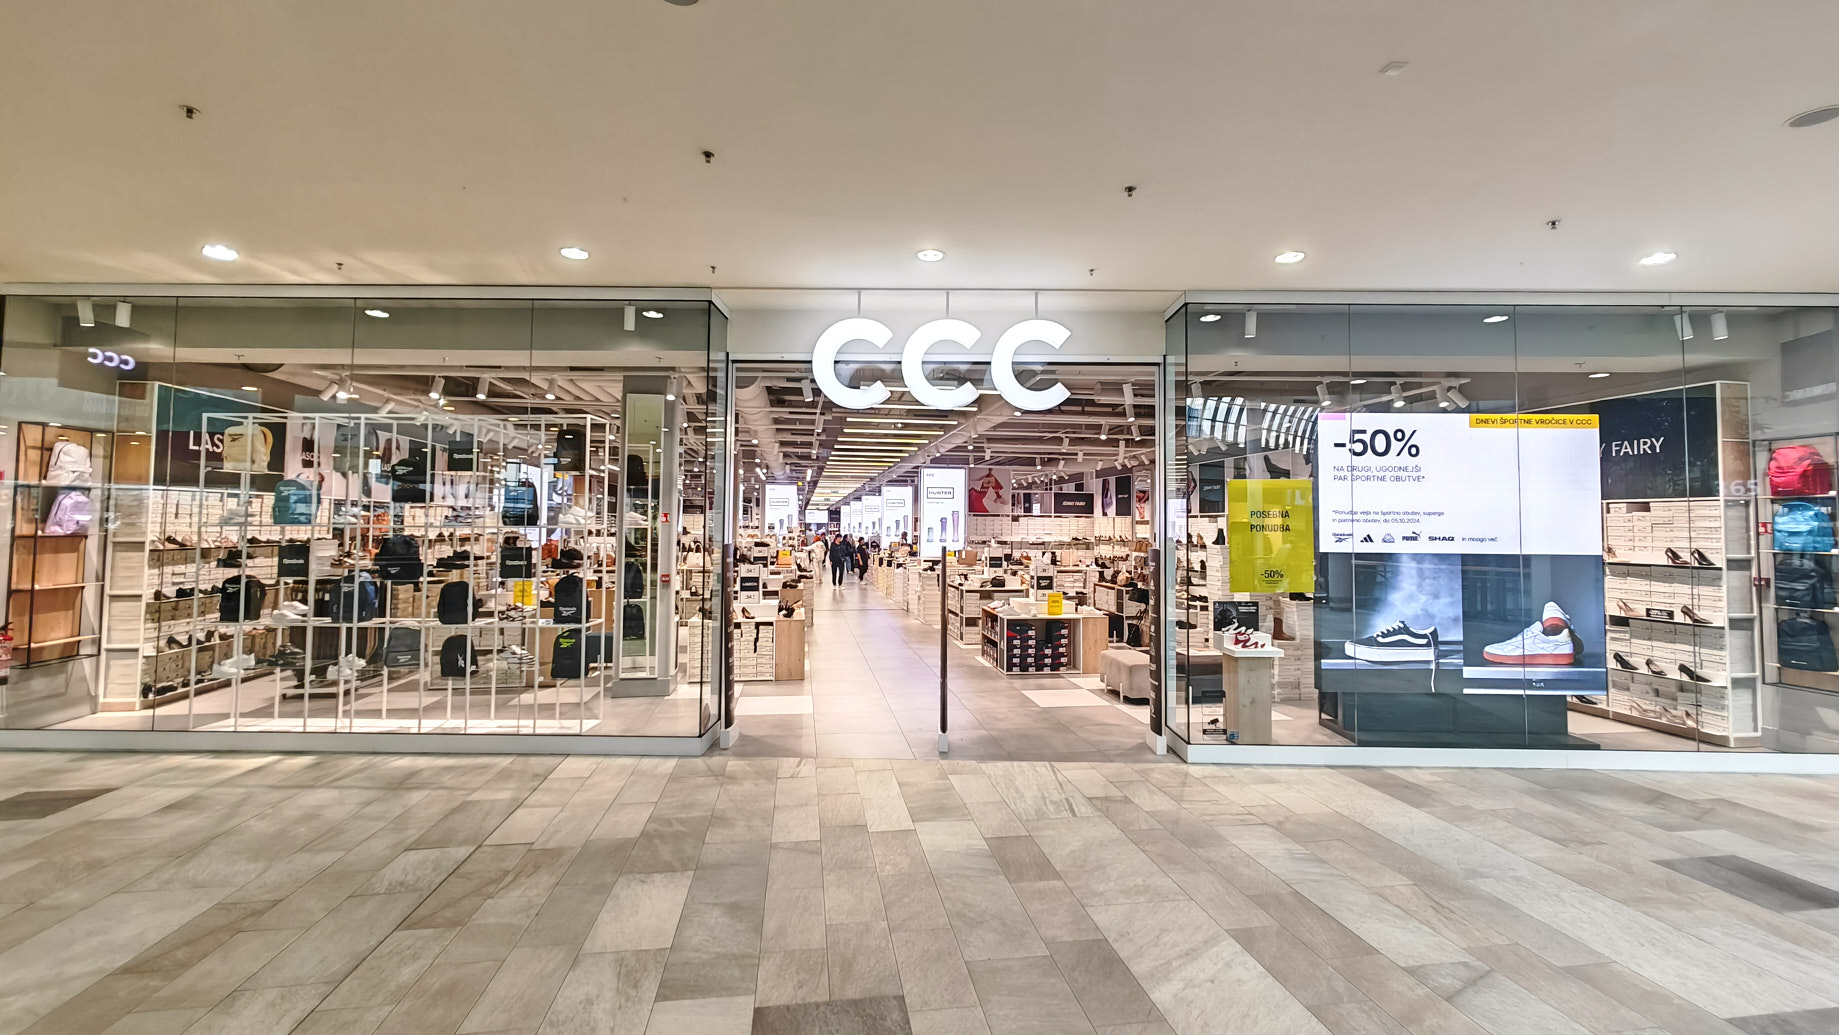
[830,534,853,586]
[855,538,871,581]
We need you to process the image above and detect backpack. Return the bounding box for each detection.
[1775,556,1836,610]
[43,440,92,486]
[553,428,587,473]
[502,482,537,525]
[272,478,318,525]
[382,626,421,667]
[1773,501,1836,553]
[552,573,587,624]
[499,544,533,579]
[622,602,645,639]
[625,455,649,500]
[42,489,92,535]
[326,571,378,622]
[390,446,430,503]
[375,534,425,582]
[439,634,476,677]
[278,540,310,579]
[218,575,266,622]
[1779,616,1839,672]
[1769,445,1834,498]
[623,560,645,598]
[221,423,273,473]
[438,580,474,625]
[551,627,585,678]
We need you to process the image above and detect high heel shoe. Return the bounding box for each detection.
[1678,663,1712,683]
[1690,548,1717,567]
[1664,547,1690,566]
[1611,651,1639,671]
[1614,599,1639,617]
[1644,658,1669,677]
[1680,605,1713,625]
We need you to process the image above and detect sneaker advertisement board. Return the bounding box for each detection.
[1314,413,1607,709]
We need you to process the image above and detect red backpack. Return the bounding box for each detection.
[1769,445,1834,497]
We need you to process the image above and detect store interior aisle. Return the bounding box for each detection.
[731,574,1162,761]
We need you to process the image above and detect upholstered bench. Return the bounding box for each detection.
[1099,648,1152,703]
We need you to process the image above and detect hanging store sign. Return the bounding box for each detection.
[763,483,798,535]
[812,318,1072,412]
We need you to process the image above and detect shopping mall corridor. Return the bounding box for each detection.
[730,574,1161,762]
[0,749,1837,1034]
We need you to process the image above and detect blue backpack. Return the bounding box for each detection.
[1774,501,1836,553]
[272,478,318,525]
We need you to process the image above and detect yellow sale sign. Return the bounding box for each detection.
[1228,479,1314,593]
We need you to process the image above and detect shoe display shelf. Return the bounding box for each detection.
[1572,391,1761,746]
[978,605,1107,675]
[8,421,111,671]
[1755,433,1839,702]
[948,580,1028,644]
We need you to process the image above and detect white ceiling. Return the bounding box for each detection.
[4,1,1839,292]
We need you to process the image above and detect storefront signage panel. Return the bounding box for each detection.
[764,483,797,534]
[919,467,966,559]
[882,486,912,539]
[864,495,883,539]
[1227,479,1313,593]
[805,508,828,526]
[811,318,1072,412]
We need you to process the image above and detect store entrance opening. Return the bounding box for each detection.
[723,360,1167,761]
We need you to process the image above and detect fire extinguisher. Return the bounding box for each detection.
[0,623,13,685]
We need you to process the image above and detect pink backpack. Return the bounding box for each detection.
[43,490,92,536]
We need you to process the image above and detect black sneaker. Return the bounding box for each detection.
[1343,621,1438,662]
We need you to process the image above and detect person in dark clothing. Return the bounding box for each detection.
[829,534,854,586]
[855,539,871,580]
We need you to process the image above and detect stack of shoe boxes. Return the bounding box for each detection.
[733,620,775,681]
[1003,623,1037,670]
[1607,623,1729,684]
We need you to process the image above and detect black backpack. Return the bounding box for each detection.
[552,573,587,624]
[1779,616,1839,672]
[625,455,649,500]
[553,427,587,473]
[438,580,474,625]
[623,560,644,598]
[499,544,533,579]
[552,627,585,678]
[217,575,266,622]
[1775,556,1836,610]
[623,601,645,639]
[326,571,378,622]
[502,482,537,526]
[440,634,476,677]
[382,626,421,667]
[389,446,430,503]
[278,541,310,579]
[375,534,425,582]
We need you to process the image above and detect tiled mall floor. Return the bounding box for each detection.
[730,576,1163,761]
[4,751,1839,1034]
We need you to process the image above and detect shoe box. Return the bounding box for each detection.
[1607,567,1725,623]
[734,620,776,680]
[1607,622,1729,684]
[1603,500,1728,564]
[1003,619,1070,673]
[1607,671,1732,735]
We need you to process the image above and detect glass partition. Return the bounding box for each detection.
[0,292,720,740]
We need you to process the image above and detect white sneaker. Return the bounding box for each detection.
[557,505,590,527]
[1482,602,1576,665]
[335,654,366,679]
[210,653,258,678]
[1344,621,1439,662]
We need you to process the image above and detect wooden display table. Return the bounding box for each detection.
[979,605,1108,676]
[1216,642,1282,745]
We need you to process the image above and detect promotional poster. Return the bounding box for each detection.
[864,494,883,541]
[920,467,967,558]
[882,486,913,539]
[763,483,798,535]
[968,466,1011,515]
[1227,479,1314,593]
[1314,413,1606,698]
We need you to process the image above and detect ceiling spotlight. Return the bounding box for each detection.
[1711,310,1729,340]
[337,374,355,399]
[802,380,814,402]
[475,376,491,400]
[75,298,95,327]
[363,308,389,318]
[1198,313,1222,323]
[1638,250,1678,266]
[1349,378,1368,386]
[1483,315,1510,323]
[559,247,590,261]
[201,243,239,261]
[427,376,444,400]
[642,310,663,319]
[1675,312,1695,341]
[1274,250,1306,264]
[1786,106,1839,128]
[1243,310,1258,339]
[1434,383,1453,409]
[378,400,399,415]
[1390,382,1406,408]
[916,249,946,262]
[319,382,340,401]
[544,377,558,400]
[1446,386,1470,408]
[1588,372,1611,379]
[113,301,132,327]
[1316,383,1331,406]
[751,438,759,444]
[1099,428,1107,441]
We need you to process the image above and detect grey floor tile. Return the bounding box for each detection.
[966,956,1095,1035]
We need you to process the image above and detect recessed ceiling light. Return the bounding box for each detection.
[641,309,663,319]
[1482,315,1510,323]
[1786,106,1839,128]
[200,243,238,261]
[1588,372,1611,379]
[241,385,258,392]
[363,309,389,318]
[559,247,590,260]
[1349,378,1368,386]
[1637,250,1678,266]
[1274,250,1306,264]
[1198,314,1222,323]
[916,249,946,262]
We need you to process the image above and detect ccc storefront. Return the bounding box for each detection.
[1,284,1836,771]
